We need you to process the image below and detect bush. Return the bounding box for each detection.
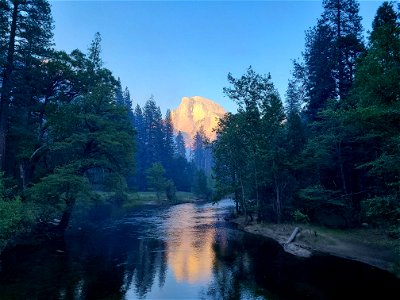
[146,163,168,201]
[0,173,40,253]
[165,180,177,202]
[0,197,23,252]
[362,195,400,226]
[109,190,128,206]
[193,170,211,200]
[292,209,310,223]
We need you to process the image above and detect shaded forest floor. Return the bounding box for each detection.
[231,217,400,277]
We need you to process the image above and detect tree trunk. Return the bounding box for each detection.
[337,141,348,195]
[0,1,19,170]
[339,161,347,194]
[253,154,260,220]
[234,189,240,214]
[19,162,27,190]
[57,198,76,232]
[275,184,281,224]
[239,177,248,222]
[336,0,345,100]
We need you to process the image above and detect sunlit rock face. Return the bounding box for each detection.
[171,96,226,147]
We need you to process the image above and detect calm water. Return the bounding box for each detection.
[0,199,399,300]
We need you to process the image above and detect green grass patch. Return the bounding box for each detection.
[123,191,199,209]
[93,191,199,210]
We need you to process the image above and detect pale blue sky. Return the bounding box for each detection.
[50,0,386,113]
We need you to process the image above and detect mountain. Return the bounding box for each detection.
[171,96,226,147]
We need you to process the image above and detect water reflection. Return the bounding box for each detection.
[0,200,399,300]
[165,204,215,284]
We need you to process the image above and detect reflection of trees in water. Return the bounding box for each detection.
[207,231,400,300]
[129,239,167,298]
[79,257,125,300]
[0,224,169,300]
[205,232,291,299]
[68,229,169,299]
[207,231,334,300]
[0,240,84,299]
[204,232,278,300]
[69,229,168,300]
[2,206,400,300]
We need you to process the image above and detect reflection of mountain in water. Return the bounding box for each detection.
[165,204,215,284]
[1,200,399,300]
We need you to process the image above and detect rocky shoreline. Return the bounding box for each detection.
[230,217,399,276]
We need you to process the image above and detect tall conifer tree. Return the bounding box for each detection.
[0,0,53,170]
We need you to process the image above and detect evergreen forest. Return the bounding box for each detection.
[213,1,400,235]
[0,0,399,259]
[0,0,211,252]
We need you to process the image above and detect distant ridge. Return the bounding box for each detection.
[171,96,226,147]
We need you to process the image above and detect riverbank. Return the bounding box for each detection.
[0,191,202,256]
[95,191,201,209]
[231,216,400,276]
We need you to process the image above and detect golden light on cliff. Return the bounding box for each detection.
[171,96,226,147]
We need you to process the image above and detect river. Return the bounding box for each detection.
[0,199,399,299]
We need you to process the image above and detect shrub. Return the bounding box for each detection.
[362,195,400,226]
[165,180,177,202]
[293,209,310,223]
[0,197,23,252]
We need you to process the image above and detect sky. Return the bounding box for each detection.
[50,0,387,114]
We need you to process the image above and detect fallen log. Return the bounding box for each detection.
[285,227,300,245]
[283,227,312,257]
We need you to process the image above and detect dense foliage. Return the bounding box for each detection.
[213,1,400,231]
[0,1,138,247]
[0,1,212,251]
[131,98,209,195]
[1,0,398,255]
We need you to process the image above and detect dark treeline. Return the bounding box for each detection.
[213,0,400,232]
[0,0,136,251]
[131,97,212,199]
[0,0,212,252]
[1,0,398,255]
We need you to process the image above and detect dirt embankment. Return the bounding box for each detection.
[231,217,399,275]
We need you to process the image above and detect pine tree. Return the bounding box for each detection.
[286,60,307,114]
[133,104,146,190]
[353,1,400,107]
[192,126,212,175]
[302,0,364,120]
[213,113,252,216]
[0,1,8,69]
[143,96,163,169]
[0,0,53,170]
[27,46,135,230]
[88,32,103,70]
[285,62,307,158]
[174,131,186,158]
[321,0,364,100]
[303,21,337,120]
[349,2,400,224]
[162,109,174,176]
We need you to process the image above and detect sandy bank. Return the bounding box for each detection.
[231,217,398,275]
